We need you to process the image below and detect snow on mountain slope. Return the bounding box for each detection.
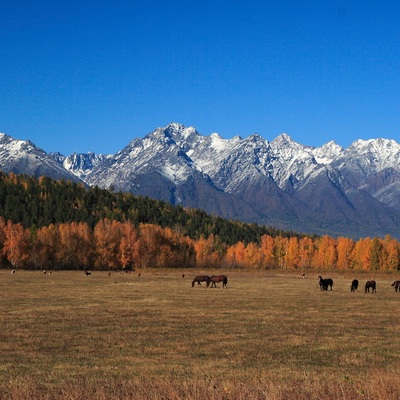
[2,124,400,238]
[0,133,81,182]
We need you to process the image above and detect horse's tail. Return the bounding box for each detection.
[223,276,228,285]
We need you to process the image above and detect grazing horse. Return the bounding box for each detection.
[210,275,228,288]
[365,280,376,293]
[192,275,210,287]
[84,270,91,276]
[391,280,400,292]
[350,279,359,292]
[318,275,333,291]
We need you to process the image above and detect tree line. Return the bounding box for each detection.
[0,171,399,271]
[0,171,299,246]
[1,217,400,271]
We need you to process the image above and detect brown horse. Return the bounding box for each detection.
[365,280,376,293]
[391,280,400,292]
[210,275,228,288]
[192,275,210,287]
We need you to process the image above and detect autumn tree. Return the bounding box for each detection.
[94,219,123,270]
[34,224,59,270]
[273,236,289,269]
[336,237,354,270]
[119,222,139,270]
[350,238,372,270]
[370,237,383,270]
[243,242,262,269]
[225,241,246,268]
[134,224,165,268]
[0,217,7,267]
[193,234,225,269]
[56,222,93,270]
[313,235,337,270]
[259,235,275,269]
[286,237,301,269]
[381,235,400,271]
[298,236,314,270]
[3,220,31,268]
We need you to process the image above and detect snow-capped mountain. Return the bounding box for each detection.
[53,152,111,181]
[0,133,82,182]
[1,123,400,239]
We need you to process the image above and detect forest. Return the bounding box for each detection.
[0,171,399,271]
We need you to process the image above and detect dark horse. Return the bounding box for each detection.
[192,275,210,287]
[318,275,333,291]
[391,280,400,292]
[365,280,376,293]
[210,275,228,288]
[350,279,359,292]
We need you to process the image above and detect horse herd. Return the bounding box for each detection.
[318,275,400,293]
[192,274,400,292]
[192,275,228,288]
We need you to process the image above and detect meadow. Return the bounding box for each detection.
[0,269,399,399]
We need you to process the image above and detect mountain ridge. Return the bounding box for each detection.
[1,123,400,239]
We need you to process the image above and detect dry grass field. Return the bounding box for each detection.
[0,269,399,399]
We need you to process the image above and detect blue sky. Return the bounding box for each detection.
[1,0,399,155]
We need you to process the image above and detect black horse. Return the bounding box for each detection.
[192,275,210,287]
[318,275,333,291]
[391,280,400,292]
[365,280,376,293]
[350,279,359,292]
[210,275,228,288]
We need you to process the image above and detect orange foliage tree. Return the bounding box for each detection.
[132,224,195,269]
[273,236,289,269]
[94,219,124,270]
[313,235,337,270]
[243,242,263,269]
[225,241,246,268]
[336,237,354,270]
[381,235,400,271]
[57,222,94,270]
[299,236,314,270]
[193,234,225,269]
[34,224,59,270]
[286,237,300,269]
[1,214,400,272]
[3,220,31,268]
[259,235,275,269]
[119,222,139,270]
[0,217,7,267]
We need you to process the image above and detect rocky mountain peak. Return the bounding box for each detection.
[1,123,400,238]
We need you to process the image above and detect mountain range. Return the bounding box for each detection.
[1,123,400,239]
